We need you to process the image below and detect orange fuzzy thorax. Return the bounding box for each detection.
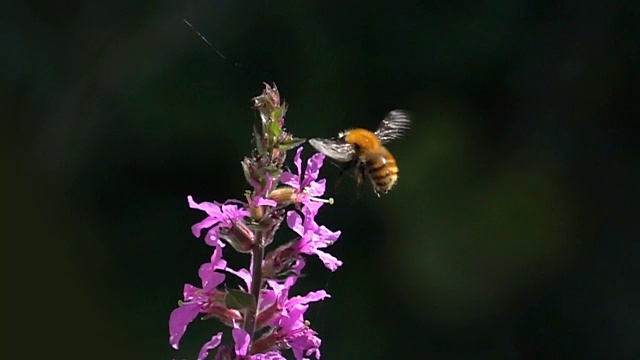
[343,128,399,195]
[343,128,382,151]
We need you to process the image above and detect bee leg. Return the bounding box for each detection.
[335,161,356,191]
[355,163,366,198]
[337,161,355,178]
[336,164,345,189]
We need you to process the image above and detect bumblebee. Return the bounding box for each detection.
[308,110,411,196]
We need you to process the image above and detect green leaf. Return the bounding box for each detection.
[268,120,282,140]
[253,125,265,154]
[267,168,283,180]
[225,289,256,311]
[241,160,251,185]
[271,107,284,124]
[278,137,306,151]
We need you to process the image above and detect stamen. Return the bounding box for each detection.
[308,196,334,205]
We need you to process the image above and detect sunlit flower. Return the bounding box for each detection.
[249,175,278,208]
[232,326,286,360]
[279,147,331,207]
[286,203,342,271]
[275,305,322,360]
[188,196,251,247]
[249,270,328,359]
[195,326,287,360]
[251,303,323,360]
[198,332,223,360]
[169,246,240,349]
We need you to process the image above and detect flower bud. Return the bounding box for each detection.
[202,305,243,327]
[199,290,244,327]
[250,331,279,355]
[267,187,297,206]
[241,157,260,187]
[249,204,264,221]
[218,221,255,253]
[256,301,281,329]
[252,83,283,132]
[213,346,235,360]
[262,241,299,280]
[252,82,281,111]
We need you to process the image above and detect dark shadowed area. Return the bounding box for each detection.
[5,0,639,359]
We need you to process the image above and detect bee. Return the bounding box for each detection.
[308,110,411,196]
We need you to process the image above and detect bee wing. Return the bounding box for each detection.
[374,109,411,144]
[308,138,356,162]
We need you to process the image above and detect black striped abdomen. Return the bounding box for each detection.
[364,148,399,194]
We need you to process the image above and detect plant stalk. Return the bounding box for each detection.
[244,231,265,342]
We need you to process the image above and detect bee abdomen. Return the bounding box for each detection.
[367,154,399,192]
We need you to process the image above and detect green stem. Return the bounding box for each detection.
[244,231,265,342]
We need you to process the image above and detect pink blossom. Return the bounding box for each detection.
[286,203,342,271]
[169,246,229,349]
[188,196,250,247]
[280,147,329,207]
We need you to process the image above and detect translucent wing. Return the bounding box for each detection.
[374,109,411,144]
[308,138,356,163]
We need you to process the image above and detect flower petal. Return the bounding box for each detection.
[301,201,323,219]
[286,210,304,236]
[279,172,301,189]
[315,250,343,272]
[204,227,223,247]
[293,146,303,177]
[225,267,252,290]
[197,332,223,360]
[316,226,341,244]
[286,290,331,309]
[188,196,223,217]
[183,283,200,301]
[232,327,251,356]
[252,351,287,360]
[169,303,201,349]
[191,218,219,238]
[256,197,278,207]
[306,178,326,197]
[280,304,308,332]
[221,204,249,220]
[290,332,321,360]
[303,152,325,185]
[198,263,226,292]
[210,243,227,270]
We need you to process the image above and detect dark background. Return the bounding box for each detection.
[5,0,639,359]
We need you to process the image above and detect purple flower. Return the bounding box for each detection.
[188,196,250,247]
[233,326,287,360]
[286,203,342,271]
[224,266,253,292]
[250,352,287,360]
[270,304,323,360]
[265,280,330,327]
[247,271,327,359]
[260,260,306,309]
[194,326,287,360]
[198,332,223,360]
[169,246,230,350]
[250,175,278,208]
[260,260,329,324]
[280,147,330,206]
